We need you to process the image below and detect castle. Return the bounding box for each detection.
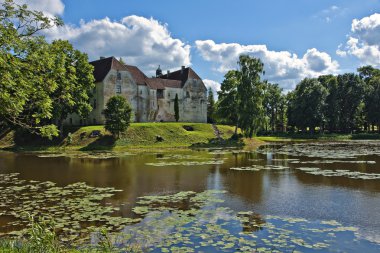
[64,57,207,125]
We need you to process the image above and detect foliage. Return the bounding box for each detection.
[49,40,95,134]
[216,70,239,126]
[103,96,132,139]
[287,78,328,132]
[174,93,179,122]
[263,83,285,132]
[0,1,94,139]
[207,88,215,123]
[217,55,265,138]
[0,0,62,138]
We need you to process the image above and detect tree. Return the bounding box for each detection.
[336,73,365,132]
[318,75,339,132]
[0,0,63,138]
[207,88,215,123]
[217,55,265,137]
[263,83,282,132]
[216,70,239,131]
[287,78,327,133]
[174,93,179,122]
[237,55,265,137]
[49,40,95,135]
[103,96,132,139]
[358,66,380,132]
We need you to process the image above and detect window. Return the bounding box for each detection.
[93,118,96,125]
[186,91,190,98]
[117,72,121,80]
[116,85,121,94]
[69,118,73,125]
[93,99,97,109]
[93,87,96,94]
[140,90,142,95]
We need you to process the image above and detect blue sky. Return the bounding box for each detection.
[12,0,380,92]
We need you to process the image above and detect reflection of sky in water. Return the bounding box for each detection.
[116,191,380,252]
[0,142,380,250]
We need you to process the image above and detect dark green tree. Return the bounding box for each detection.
[263,83,282,132]
[207,87,215,123]
[336,73,365,132]
[216,70,239,129]
[103,96,132,139]
[318,75,339,132]
[358,66,380,132]
[174,93,179,122]
[287,78,327,133]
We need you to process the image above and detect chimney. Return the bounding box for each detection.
[100,56,105,60]
[181,66,185,74]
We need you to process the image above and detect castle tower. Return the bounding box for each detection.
[156,65,162,77]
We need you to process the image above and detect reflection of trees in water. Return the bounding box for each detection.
[237,212,266,233]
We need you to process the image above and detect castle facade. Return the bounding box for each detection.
[64,57,207,125]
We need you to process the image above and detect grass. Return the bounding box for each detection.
[0,123,238,151]
[256,132,380,142]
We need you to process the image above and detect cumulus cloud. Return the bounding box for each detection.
[8,0,65,16]
[203,79,221,98]
[337,13,380,67]
[44,16,191,75]
[195,40,339,90]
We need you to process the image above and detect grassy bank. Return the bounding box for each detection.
[0,123,240,151]
[256,132,380,142]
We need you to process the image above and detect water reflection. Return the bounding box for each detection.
[0,141,380,246]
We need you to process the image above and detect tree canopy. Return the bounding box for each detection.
[103,96,132,139]
[0,0,94,139]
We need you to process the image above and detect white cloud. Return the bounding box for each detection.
[195,40,339,90]
[203,79,221,99]
[44,16,191,75]
[9,0,65,16]
[313,5,346,23]
[338,13,380,67]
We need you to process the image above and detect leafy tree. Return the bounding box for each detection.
[174,93,179,122]
[217,55,265,137]
[216,70,239,132]
[237,55,265,137]
[0,0,63,138]
[207,88,215,123]
[336,73,365,132]
[263,83,282,132]
[318,75,339,132]
[287,78,327,133]
[49,40,95,135]
[358,66,380,132]
[103,96,132,139]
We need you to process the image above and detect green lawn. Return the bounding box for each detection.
[0,123,238,151]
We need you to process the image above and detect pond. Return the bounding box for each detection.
[0,141,380,252]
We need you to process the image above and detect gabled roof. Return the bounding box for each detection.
[90,57,128,82]
[125,65,149,85]
[146,78,182,90]
[90,57,204,90]
[160,67,202,86]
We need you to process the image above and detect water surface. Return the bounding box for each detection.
[1,141,380,252]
